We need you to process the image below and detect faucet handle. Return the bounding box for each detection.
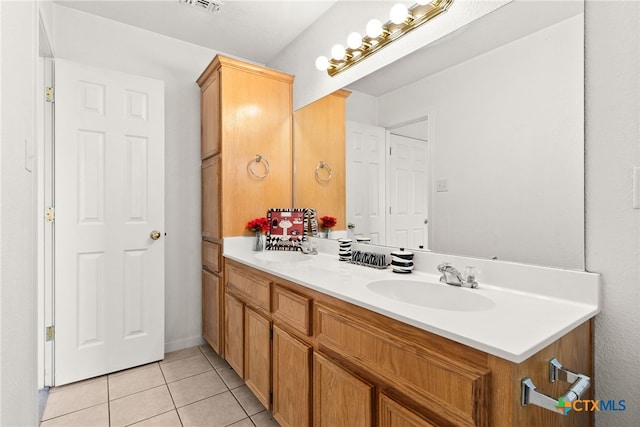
[437,262,451,273]
[463,266,479,288]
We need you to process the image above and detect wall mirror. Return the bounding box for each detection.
[295,0,585,270]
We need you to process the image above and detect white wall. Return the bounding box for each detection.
[377,15,584,270]
[0,0,40,425]
[586,1,640,425]
[345,90,378,125]
[52,4,222,351]
[268,0,510,110]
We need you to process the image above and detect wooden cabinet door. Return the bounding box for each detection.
[224,293,244,377]
[202,270,221,354]
[202,156,221,240]
[244,307,271,410]
[313,352,373,427]
[273,326,312,427]
[201,70,220,160]
[379,393,438,427]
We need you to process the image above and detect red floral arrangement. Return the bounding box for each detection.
[320,216,337,230]
[247,217,270,233]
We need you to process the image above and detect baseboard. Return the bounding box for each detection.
[164,336,206,353]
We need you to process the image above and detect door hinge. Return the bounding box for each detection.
[46,326,55,341]
[45,87,55,103]
[389,147,392,155]
[46,207,55,222]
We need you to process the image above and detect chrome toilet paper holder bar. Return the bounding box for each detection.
[521,357,591,414]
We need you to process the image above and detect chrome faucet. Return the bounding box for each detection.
[437,262,479,289]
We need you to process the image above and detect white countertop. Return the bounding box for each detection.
[224,237,600,363]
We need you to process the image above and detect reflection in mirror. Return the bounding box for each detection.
[341,0,584,269]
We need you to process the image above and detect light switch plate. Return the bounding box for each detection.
[436,179,448,192]
[633,167,640,209]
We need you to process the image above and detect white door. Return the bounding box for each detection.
[346,121,386,244]
[387,133,429,250]
[54,59,165,385]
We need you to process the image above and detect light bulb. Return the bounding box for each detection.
[365,19,383,38]
[390,3,409,24]
[331,44,346,60]
[315,56,329,71]
[347,32,363,49]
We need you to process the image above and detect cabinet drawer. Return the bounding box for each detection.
[272,285,311,336]
[226,265,271,311]
[202,241,221,273]
[315,303,490,427]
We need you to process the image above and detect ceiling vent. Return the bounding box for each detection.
[179,0,223,14]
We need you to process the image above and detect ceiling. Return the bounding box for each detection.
[54,0,338,64]
[53,0,583,98]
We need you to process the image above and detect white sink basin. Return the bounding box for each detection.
[367,280,495,312]
[254,251,311,263]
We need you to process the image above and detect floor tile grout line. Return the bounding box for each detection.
[109,384,168,402]
[107,374,111,427]
[122,409,177,427]
[172,388,233,412]
[109,382,173,404]
[39,401,107,424]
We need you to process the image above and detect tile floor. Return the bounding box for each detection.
[41,344,281,427]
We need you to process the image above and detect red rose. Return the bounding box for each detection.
[320,216,337,229]
[247,217,269,232]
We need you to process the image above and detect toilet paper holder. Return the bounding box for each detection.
[521,357,591,415]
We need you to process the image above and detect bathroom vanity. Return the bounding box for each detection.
[220,238,599,427]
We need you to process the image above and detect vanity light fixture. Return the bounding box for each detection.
[315,0,454,76]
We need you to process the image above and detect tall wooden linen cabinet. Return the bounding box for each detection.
[197,55,294,354]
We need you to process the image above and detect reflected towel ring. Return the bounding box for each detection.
[248,154,270,179]
[315,161,333,183]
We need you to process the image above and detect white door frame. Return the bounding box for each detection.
[385,115,435,251]
[37,24,55,388]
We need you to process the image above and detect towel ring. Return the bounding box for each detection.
[315,161,332,183]
[248,154,270,179]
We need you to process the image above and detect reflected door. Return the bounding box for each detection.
[54,59,165,385]
[346,121,386,244]
[388,133,429,250]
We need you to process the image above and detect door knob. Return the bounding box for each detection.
[150,230,161,240]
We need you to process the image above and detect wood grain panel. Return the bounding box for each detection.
[272,284,311,336]
[488,321,593,427]
[224,293,244,377]
[244,308,271,410]
[202,156,221,240]
[202,240,220,273]
[315,303,490,427]
[219,62,293,237]
[379,393,438,427]
[313,351,373,427]
[226,265,271,311]
[200,70,220,159]
[272,326,312,427]
[202,269,221,353]
[293,90,350,229]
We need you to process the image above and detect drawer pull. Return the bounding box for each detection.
[521,357,590,415]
